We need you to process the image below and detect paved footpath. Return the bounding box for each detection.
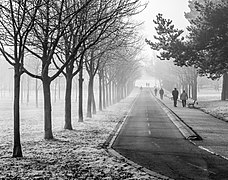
[156,94,228,160]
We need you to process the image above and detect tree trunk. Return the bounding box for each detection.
[123,84,126,98]
[183,84,188,93]
[92,84,96,114]
[120,85,123,100]
[102,71,106,109]
[188,84,191,99]
[42,78,53,139]
[13,67,23,157]
[126,82,129,96]
[221,73,228,100]
[117,84,120,102]
[112,82,116,104]
[35,78,39,108]
[75,80,77,102]
[192,84,196,100]
[64,75,73,130]
[99,73,102,111]
[192,73,198,100]
[54,79,57,103]
[127,81,133,96]
[78,68,83,122]
[26,75,30,104]
[21,76,24,103]
[58,77,61,100]
[105,80,109,107]
[109,81,112,105]
[87,76,93,118]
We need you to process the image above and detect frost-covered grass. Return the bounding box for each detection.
[196,89,228,121]
[197,88,220,101]
[1,87,227,179]
[197,100,228,121]
[192,88,228,124]
[0,89,155,180]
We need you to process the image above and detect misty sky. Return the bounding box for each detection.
[135,0,190,84]
[138,0,190,39]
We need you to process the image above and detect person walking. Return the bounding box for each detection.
[172,88,179,107]
[159,88,164,100]
[180,90,188,107]
[154,87,158,96]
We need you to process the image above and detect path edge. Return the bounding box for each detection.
[103,91,173,180]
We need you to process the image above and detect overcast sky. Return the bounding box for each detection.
[135,0,191,80]
[137,0,190,40]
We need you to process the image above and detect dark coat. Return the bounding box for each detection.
[180,92,188,100]
[159,88,164,95]
[172,89,179,100]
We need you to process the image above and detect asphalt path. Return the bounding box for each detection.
[112,89,228,180]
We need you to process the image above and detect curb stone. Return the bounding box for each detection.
[154,92,228,161]
[104,92,172,180]
[108,148,172,180]
[151,91,202,141]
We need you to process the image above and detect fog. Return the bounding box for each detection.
[133,0,222,101]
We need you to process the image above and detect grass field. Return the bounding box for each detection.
[0,87,228,179]
[0,89,156,179]
[197,88,221,101]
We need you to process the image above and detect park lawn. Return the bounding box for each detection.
[1,87,228,179]
[197,100,228,122]
[0,89,155,180]
[197,89,228,121]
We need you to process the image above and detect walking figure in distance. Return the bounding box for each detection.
[180,90,188,107]
[159,88,164,100]
[154,87,158,96]
[172,88,179,107]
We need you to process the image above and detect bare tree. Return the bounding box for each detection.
[23,0,93,139]
[54,0,118,126]
[0,0,41,157]
[55,0,145,125]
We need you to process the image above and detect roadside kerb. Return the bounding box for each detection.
[150,91,202,141]
[104,91,173,180]
[154,90,228,162]
[108,148,172,180]
[101,92,140,149]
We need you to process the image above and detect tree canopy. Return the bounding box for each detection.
[146,0,228,80]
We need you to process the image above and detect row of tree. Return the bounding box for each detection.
[146,58,198,99]
[146,0,228,100]
[0,0,144,157]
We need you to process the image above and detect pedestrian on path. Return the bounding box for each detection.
[180,90,188,107]
[172,88,179,107]
[159,88,164,100]
[154,87,158,96]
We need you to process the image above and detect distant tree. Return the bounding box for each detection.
[85,19,140,117]
[109,45,141,101]
[55,0,145,124]
[152,59,178,91]
[145,14,199,98]
[0,0,41,157]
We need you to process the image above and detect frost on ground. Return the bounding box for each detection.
[0,89,155,180]
[197,100,228,121]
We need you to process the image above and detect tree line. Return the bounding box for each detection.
[0,0,145,157]
[146,0,228,99]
